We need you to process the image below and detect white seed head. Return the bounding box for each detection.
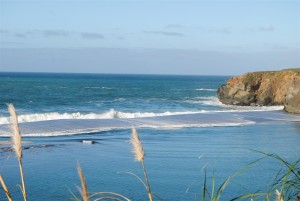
[130,128,144,162]
[275,189,284,201]
[77,163,89,201]
[8,104,22,160]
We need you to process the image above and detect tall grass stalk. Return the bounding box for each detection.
[0,175,13,201]
[201,170,233,201]
[231,150,300,201]
[254,151,300,201]
[8,104,27,201]
[77,162,89,201]
[75,163,131,201]
[130,128,153,201]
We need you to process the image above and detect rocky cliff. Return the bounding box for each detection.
[217,69,300,114]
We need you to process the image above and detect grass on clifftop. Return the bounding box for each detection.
[282,68,300,72]
[242,68,300,84]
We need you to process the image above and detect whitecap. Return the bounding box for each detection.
[184,96,222,106]
[84,86,112,89]
[1,110,299,137]
[185,96,284,111]
[0,109,201,124]
[195,88,217,91]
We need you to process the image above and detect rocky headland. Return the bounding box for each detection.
[217,68,300,114]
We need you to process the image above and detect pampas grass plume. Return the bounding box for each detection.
[130,128,144,162]
[77,162,89,201]
[8,104,22,160]
[130,128,153,201]
[8,103,27,201]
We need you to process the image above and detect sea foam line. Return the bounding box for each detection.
[0,104,285,125]
[185,96,284,110]
[0,94,285,125]
[0,109,201,124]
[0,121,254,137]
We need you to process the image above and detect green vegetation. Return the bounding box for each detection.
[1,104,299,201]
[243,68,300,83]
[231,151,300,201]
[282,68,300,72]
[243,72,263,84]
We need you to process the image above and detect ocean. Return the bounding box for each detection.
[0,72,299,200]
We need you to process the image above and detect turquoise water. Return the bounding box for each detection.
[0,73,299,200]
[0,73,224,116]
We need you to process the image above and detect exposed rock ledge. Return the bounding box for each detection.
[217,69,300,114]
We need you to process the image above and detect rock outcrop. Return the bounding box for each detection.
[284,90,300,114]
[217,69,300,114]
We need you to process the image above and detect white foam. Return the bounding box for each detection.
[195,96,223,106]
[185,96,284,111]
[0,109,201,125]
[0,101,285,125]
[1,109,299,137]
[221,104,284,111]
[0,121,255,137]
[84,86,112,89]
[184,96,223,106]
[195,88,217,91]
[0,127,114,137]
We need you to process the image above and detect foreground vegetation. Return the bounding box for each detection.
[0,104,299,201]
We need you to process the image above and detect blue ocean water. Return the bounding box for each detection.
[0,72,225,120]
[0,72,299,200]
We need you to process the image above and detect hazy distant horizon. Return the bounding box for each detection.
[1,0,299,75]
[0,70,234,76]
[1,66,299,77]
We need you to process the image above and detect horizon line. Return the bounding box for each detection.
[0,71,235,77]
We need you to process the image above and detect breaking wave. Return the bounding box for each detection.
[0,111,258,137]
[0,109,201,124]
[0,104,284,125]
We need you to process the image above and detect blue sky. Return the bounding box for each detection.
[0,0,299,75]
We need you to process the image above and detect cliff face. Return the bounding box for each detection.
[217,69,300,114]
